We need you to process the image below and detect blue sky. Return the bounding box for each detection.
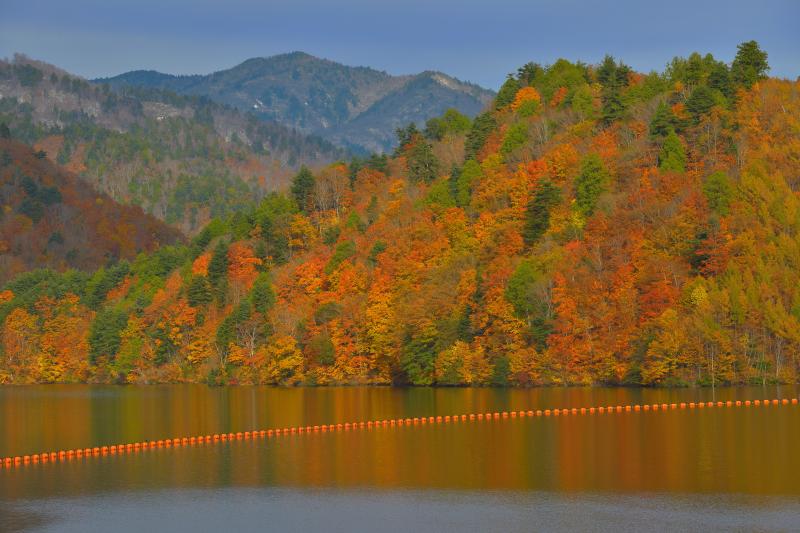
[1,0,797,89]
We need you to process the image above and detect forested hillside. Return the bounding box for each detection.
[0,55,347,234]
[0,136,182,284]
[1,42,798,387]
[99,52,494,153]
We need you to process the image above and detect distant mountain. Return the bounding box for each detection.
[0,137,182,284]
[0,55,347,234]
[98,52,495,153]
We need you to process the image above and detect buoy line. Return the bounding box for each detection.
[2,397,797,470]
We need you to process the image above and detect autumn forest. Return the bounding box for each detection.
[1,41,798,388]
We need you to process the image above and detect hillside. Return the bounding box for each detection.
[0,42,798,387]
[0,137,182,284]
[0,55,347,234]
[98,52,494,153]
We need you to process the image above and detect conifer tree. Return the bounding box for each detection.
[658,130,687,172]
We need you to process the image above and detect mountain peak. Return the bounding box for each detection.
[99,54,494,153]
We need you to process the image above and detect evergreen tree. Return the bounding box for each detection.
[88,308,129,364]
[290,166,315,212]
[707,62,733,98]
[731,40,769,89]
[207,241,229,287]
[394,123,419,152]
[649,101,676,138]
[464,112,496,161]
[250,273,276,314]
[407,137,440,183]
[495,75,521,109]
[703,171,734,215]
[686,86,716,123]
[658,130,687,172]
[187,276,212,307]
[456,159,481,207]
[523,180,561,245]
[575,154,609,216]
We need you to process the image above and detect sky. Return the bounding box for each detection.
[1,0,798,90]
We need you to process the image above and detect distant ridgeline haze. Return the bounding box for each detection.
[0,55,347,234]
[98,52,495,154]
[1,42,798,389]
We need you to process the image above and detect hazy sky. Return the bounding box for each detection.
[1,0,798,89]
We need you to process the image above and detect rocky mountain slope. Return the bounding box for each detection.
[99,52,494,153]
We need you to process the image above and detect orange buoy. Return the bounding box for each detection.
[598,407,605,413]
[31,455,39,463]
[792,399,798,405]
[589,407,595,414]
[782,399,789,405]
[634,405,641,411]
[745,400,751,406]
[544,409,551,416]
[553,409,560,416]
[689,402,695,408]
[773,399,780,405]
[735,401,741,407]
[572,408,578,415]
[527,410,534,417]
[725,401,732,407]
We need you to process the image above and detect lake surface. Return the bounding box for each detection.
[1,385,799,531]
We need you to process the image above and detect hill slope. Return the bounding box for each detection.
[99,52,494,153]
[1,43,798,387]
[0,137,182,284]
[0,55,347,234]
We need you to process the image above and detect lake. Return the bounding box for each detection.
[1,385,799,531]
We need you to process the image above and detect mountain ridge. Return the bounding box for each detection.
[97,52,495,153]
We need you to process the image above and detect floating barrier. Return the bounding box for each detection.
[2,397,797,470]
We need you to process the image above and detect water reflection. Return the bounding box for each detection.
[1,385,799,502]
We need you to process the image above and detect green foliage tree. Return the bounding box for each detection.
[88,308,129,364]
[407,137,440,183]
[500,122,529,155]
[250,273,276,314]
[325,240,356,274]
[575,154,609,216]
[187,276,212,307]
[686,86,716,123]
[731,40,769,89]
[649,101,677,138]
[207,241,229,287]
[495,75,521,109]
[290,166,316,212]
[597,55,631,124]
[395,123,420,152]
[523,180,561,245]
[703,171,734,215]
[400,324,437,385]
[464,112,496,161]
[658,130,687,172]
[456,159,480,207]
[424,108,471,140]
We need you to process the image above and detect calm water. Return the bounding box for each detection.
[1,385,799,532]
